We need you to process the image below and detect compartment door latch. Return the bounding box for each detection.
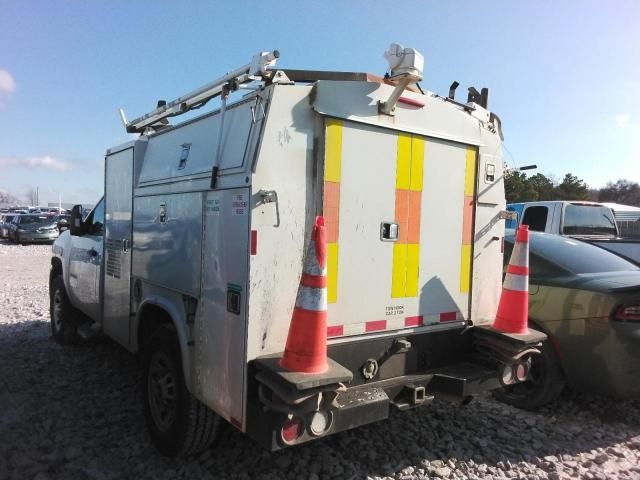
[380,222,399,242]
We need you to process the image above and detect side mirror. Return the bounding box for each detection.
[70,205,83,236]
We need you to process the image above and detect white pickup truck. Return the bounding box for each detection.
[506,200,640,265]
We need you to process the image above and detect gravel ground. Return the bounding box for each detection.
[1,240,640,480]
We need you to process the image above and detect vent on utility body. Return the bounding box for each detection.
[106,238,121,279]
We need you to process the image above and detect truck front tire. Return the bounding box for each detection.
[50,276,81,345]
[142,324,220,457]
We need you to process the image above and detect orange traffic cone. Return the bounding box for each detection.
[280,216,329,373]
[493,225,530,334]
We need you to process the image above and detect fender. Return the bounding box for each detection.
[133,295,195,390]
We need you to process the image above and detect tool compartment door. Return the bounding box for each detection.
[323,119,476,338]
[103,147,134,346]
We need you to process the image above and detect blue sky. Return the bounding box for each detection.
[1,1,639,205]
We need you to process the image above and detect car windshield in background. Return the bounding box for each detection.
[562,204,617,237]
[527,234,639,274]
[20,215,51,225]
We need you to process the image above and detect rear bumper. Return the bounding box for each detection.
[246,326,544,450]
[566,321,640,398]
[246,359,501,451]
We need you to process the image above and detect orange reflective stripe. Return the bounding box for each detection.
[301,273,328,288]
[507,265,528,276]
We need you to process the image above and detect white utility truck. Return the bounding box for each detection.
[50,45,544,456]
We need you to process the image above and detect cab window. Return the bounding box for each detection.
[84,198,105,235]
[521,206,548,232]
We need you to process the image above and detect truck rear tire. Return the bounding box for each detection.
[493,337,565,409]
[142,324,220,457]
[50,276,82,345]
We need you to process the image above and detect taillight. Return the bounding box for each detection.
[613,305,640,322]
[280,416,304,444]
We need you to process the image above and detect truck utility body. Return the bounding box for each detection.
[51,47,542,455]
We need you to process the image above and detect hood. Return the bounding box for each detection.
[20,222,57,232]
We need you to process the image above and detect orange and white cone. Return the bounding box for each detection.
[493,225,530,335]
[280,216,329,373]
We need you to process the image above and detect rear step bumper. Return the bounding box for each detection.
[246,360,501,451]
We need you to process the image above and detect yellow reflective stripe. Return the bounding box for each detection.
[325,120,342,303]
[460,244,472,293]
[405,243,420,297]
[325,119,342,183]
[410,136,424,191]
[393,133,424,298]
[391,243,407,298]
[464,146,476,197]
[327,242,339,303]
[396,133,411,190]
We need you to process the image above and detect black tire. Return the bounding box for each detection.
[50,276,82,345]
[142,324,220,457]
[494,336,565,409]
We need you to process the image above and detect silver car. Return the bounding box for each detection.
[9,214,59,244]
[0,214,17,239]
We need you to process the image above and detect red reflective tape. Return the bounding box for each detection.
[230,417,242,430]
[301,273,327,288]
[507,265,528,275]
[516,225,529,243]
[405,316,423,327]
[398,96,425,108]
[314,216,327,268]
[440,312,458,322]
[327,325,344,337]
[250,230,257,255]
[365,320,387,332]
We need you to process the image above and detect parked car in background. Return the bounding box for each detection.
[8,214,60,244]
[495,230,640,409]
[0,214,17,239]
[55,214,71,233]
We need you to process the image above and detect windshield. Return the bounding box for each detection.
[562,204,617,237]
[19,215,51,225]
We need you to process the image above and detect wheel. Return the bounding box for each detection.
[142,324,220,457]
[494,336,565,409]
[50,276,82,345]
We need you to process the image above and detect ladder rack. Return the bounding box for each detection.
[125,50,280,133]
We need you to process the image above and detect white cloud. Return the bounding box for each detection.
[615,113,630,128]
[0,155,72,171]
[0,69,16,93]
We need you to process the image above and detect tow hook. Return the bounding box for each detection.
[361,338,413,380]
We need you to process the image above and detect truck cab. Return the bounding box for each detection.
[506,201,618,238]
[506,200,640,265]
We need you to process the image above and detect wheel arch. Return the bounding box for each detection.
[528,317,567,377]
[134,298,194,389]
[50,257,63,295]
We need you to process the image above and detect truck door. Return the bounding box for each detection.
[103,148,134,347]
[323,119,477,338]
[67,199,104,321]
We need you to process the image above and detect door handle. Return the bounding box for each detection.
[380,222,399,242]
[122,238,129,253]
